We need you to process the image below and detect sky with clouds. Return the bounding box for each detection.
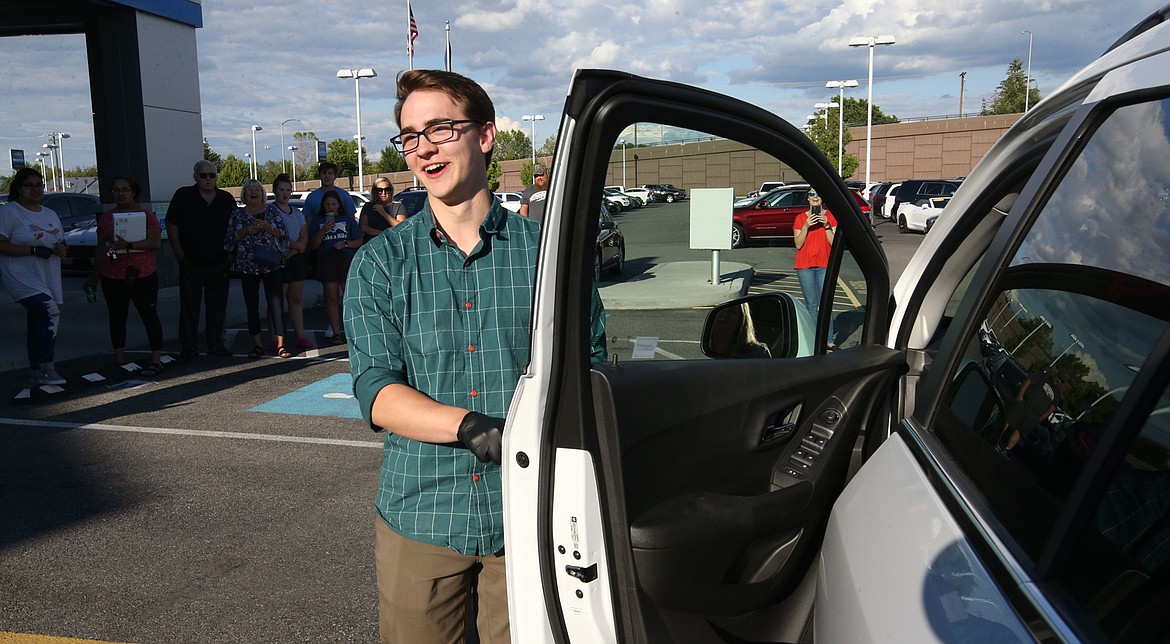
[1,0,1167,172]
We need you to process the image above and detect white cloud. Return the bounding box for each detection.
[1,0,1166,172]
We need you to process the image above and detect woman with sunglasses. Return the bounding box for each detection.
[0,167,69,385]
[358,178,407,242]
[793,188,838,349]
[83,176,166,376]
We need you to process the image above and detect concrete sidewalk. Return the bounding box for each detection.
[0,261,749,373]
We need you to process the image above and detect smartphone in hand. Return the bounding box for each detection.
[810,204,823,225]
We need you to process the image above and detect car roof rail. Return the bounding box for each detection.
[1105,3,1170,53]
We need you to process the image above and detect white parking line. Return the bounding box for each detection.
[0,417,381,448]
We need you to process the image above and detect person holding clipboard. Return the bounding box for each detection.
[84,176,166,376]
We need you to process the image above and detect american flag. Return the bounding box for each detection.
[408,3,419,58]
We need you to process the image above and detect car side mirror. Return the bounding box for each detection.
[701,293,815,359]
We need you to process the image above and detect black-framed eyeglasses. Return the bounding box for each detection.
[391,119,481,153]
[198,172,217,179]
[22,182,46,189]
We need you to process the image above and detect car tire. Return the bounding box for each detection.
[898,215,908,234]
[593,253,603,282]
[665,194,675,203]
[731,223,745,249]
[609,243,625,276]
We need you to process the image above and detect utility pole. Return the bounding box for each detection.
[959,71,967,117]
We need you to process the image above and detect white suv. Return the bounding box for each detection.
[503,5,1170,642]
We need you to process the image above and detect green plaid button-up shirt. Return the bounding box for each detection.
[346,199,544,555]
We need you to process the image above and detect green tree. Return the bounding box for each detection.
[981,58,1041,115]
[494,129,532,162]
[841,97,899,127]
[487,159,502,191]
[203,138,222,167]
[325,137,370,180]
[375,144,408,173]
[537,134,558,157]
[218,154,250,188]
[807,106,859,178]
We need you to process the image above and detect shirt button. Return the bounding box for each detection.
[470,389,478,397]
[468,345,476,353]
[464,301,473,309]
[472,474,480,482]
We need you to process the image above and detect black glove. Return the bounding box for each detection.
[30,245,54,259]
[457,411,505,465]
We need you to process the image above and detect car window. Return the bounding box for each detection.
[596,121,873,362]
[933,97,1170,632]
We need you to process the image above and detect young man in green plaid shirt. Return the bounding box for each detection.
[346,70,603,643]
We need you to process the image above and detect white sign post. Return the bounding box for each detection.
[689,188,734,284]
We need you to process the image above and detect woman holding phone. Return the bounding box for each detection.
[793,188,838,349]
[225,179,289,358]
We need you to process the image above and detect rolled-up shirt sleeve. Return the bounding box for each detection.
[346,245,409,429]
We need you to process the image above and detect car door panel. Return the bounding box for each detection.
[586,346,903,621]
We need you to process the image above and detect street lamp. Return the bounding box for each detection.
[999,303,1027,333]
[1022,31,1033,112]
[619,139,627,187]
[280,118,301,174]
[52,132,70,191]
[287,146,299,186]
[250,125,263,179]
[1050,333,1084,368]
[522,114,544,170]
[245,152,252,179]
[337,68,377,192]
[41,143,58,191]
[825,81,858,176]
[35,151,49,179]
[849,34,896,201]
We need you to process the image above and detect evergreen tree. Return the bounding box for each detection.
[981,58,1041,115]
[217,154,250,188]
[487,160,501,191]
[203,138,222,167]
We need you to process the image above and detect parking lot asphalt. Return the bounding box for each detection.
[0,217,920,642]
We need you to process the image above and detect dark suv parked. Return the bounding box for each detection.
[641,184,686,203]
[889,179,961,219]
[393,186,429,218]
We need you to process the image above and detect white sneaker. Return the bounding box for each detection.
[32,367,66,386]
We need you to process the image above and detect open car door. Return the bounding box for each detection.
[503,70,902,643]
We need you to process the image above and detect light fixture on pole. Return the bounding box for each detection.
[522,114,544,170]
[999,303,1028,332]
[250,125,263,179]
[41,143,58,191]
[287,146,299,186]
[1050,333,1084,368]
[244,152,252,178]
[849,34,896,202]
[824,82,857,176]
[337,68,377,193]
[1022,31,1033,112]
[51,132,71,191]
[35,151,49,179]
[280,118,301,174]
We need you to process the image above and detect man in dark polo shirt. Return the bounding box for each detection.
[166,160,237,359]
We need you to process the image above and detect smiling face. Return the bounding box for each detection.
[322,194,341,215]
[399,89,495,207]
[243,184,265,206]
[111,179,136,208]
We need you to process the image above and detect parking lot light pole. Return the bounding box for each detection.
[280,118,301,174]
[250,125,263,179]
[1050,333,1084,368]
[522,114,544,171]
[1022,31,1033,112]
[1011,315,1051,354]
[287,146,299,187]
[619,140,626,187]
[849,35,896,202]
[825,81,858,176]
[337,68,377,193]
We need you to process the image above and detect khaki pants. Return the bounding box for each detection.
[375,518,510,644]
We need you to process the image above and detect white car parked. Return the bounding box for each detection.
[494,191,523,213]
[503,5,1170,643]
[897,195,950,233]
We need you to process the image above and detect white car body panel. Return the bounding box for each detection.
[899,197,948,232]
[817,433,1032,642]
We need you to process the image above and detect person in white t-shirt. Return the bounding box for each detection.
[0,167,68,385]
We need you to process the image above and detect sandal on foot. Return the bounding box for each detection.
[277,346,293,359]
[330,334,345,346]
[140,362,165,378]
[247,345,264,359]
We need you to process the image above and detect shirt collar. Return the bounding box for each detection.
[424,196,511,247]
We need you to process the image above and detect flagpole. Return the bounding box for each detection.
[407,0,414,70]
[445,21,451,72]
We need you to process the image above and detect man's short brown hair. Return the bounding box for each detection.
[394,69,495,162]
